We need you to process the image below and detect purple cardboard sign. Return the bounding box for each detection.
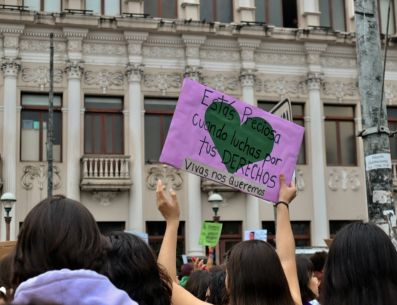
[160,78,304,203]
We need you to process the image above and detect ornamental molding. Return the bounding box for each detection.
[255,52,306,65]
[21,66,63,89]
[328,169,361,192]
[3,35,19,49]
[185,65,202,82]
[202,74,239,92]
[182,34,206,46]
[143,46,184,58]
[200,49,240,61]
[304,42,327,54]
[86,32,124,41]
[124,31,149,42]
[92,191,118,206]
[84,70,124,93]
[321,56,357,68]
[146,35,184,46]
[1,59,21,77]
[240,69,256,87]
[255,77,307,97]
[204,39,239,49]
[83,43,127,56]
[21,164,62,191]
[22,29,64,39]
[0,24,25,34]
[20,39,66,52]
[143,72,182,94]
[322,80,358,102]
[146,164,183,191]
[62,27,89,39]
[237,38,261,50]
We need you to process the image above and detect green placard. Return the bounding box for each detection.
[199,222,223,247]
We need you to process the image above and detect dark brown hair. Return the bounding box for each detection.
[12,195,106,288]
[226,240,294,305]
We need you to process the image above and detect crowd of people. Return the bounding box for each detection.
[0,174,396,305]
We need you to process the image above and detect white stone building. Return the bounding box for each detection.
[0,0,396,262]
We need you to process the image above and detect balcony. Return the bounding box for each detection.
[80,155,132,191]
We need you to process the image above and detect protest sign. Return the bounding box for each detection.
[244,229,267,241]
[199,222,223,247]
[160,78,304,202]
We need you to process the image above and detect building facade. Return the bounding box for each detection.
[0,0,396,259]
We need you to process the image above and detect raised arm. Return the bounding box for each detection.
[276,174,302,305]
[156,179,180,282]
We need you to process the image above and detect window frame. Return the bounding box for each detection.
[255,0,298,28]
[378,0,396,34]
[144,97,177,163]
[200,0,233,23]
[324,104,357,166]
[23,0,62,12]
[20,92,63,162]
[320,0,347,31]
[84,95,124,155]
[262,220,311,247]
[85,0,122,16]
[144,0,178,18]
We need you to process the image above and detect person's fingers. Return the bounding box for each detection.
[279,174,286,186]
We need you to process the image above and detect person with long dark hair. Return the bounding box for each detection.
[156,175,302,305]
[321,222,397,305]
[11,195,136,305]
[296,256,319,305]
[104,231,172,305]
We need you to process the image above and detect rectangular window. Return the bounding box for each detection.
[21,93,62,162]
[319,0,346,31]
[86,0,121,16]
[255,0,298,28]
[84,96,124,155]
[329,220,362,238]
[387,107,397,159]
[258,101,306,164]
[262,220,311,247]
[144,98,177,163]
[324,105,357,166]
[200,0,233,23]
[147,221,185,268]
[144,0,177,18]
[24,0,61,12]
[378,0,396,34]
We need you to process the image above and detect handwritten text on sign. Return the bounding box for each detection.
[160,79,304,202]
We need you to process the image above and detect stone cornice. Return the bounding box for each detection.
[22,28,64,38]
[204,39,239,49]
[87,31,125,41]
[124,31,149,42]
[304,42,328,54]
[237,38,261,49]
[182,34,206,46]
[146,35,184,47]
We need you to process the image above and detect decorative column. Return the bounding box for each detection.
[65,62,84,201]
[305,43,329,246]
[183,35,206,82]
[63,28,87,201]
[125,31,148,232]
[239,38,261,230]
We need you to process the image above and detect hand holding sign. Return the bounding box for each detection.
[156,179,180,223]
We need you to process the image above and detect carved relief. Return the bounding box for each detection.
[240,69,256,87]
[4,36,18,49]
[321,56,356,68]
[143,73,182,94]
[20,40,66,52]
[184,66,202,82]
[146,165,183,191]
[328,169,361,191]
[255,52,306,65]
[1,60,20,77]
[186,46,200,58]
[143,46,184,58]
[92,191,118,206]
[21,164,62,191]
[125,63,144,83]
[84,70,124,93]
[68,39,82,52]
[128,43,143,56]
[255,77,306,97]
[65,61,84,79]
[241,49,254,62]
[83,43,126,56]
[22,66,63,89]
[322,80,358,102]
[202,74,239,92]
[200,49,240,61]
[306,72,323,91]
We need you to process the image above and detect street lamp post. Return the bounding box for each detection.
[1,192,16,241]
[208,191,223,264]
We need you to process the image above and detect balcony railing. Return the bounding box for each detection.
[80,155,132,191]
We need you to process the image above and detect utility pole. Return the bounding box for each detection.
[47,33,54,198]
[354,0,396,237]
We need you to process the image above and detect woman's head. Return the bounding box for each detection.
[13,195,106,287]
[296,256,318,303]
[226,240,294,305]
[321,222,397,305]
[206,266,228,305]
[185,270,211,301]
[105,231,172,305]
